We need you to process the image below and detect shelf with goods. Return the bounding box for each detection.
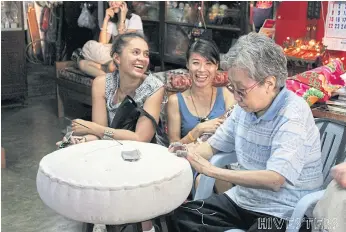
[1,1,27,102]
[130,1,163,70]
[162,1,249,69]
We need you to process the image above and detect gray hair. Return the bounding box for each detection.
[220,32,288,88]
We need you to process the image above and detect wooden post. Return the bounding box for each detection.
[1,147,6,169]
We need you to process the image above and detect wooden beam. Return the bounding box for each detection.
[1,147,6,169]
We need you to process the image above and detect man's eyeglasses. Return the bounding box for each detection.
[226,81,261,100]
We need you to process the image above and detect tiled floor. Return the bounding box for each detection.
[1,98,87,232]
[1,62,90,232]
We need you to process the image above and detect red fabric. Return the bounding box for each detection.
[286,60,345,106]
[165,70,229,92]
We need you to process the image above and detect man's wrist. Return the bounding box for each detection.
[205,165,219,177]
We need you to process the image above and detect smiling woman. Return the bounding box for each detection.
[57,32,164,143]
[56,32,164,232]
[76,1,144,77]
[167,39,236,145]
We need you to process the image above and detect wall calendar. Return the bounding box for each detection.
[323,1,346,51]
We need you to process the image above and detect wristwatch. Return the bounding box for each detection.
[102,129,114,140]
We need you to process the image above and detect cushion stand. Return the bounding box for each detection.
[37,140,192,231]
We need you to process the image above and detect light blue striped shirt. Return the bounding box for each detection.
[208,87,323,219]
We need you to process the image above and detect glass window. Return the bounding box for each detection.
[132,1,159,21]
[212,30,239,53]
[166,1,199,24]
[165,24,191,58]
[143,22,160,53]
[1,1,23,31]
[203,1,242,29]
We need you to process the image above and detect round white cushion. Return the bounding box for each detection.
[36,140,193,225]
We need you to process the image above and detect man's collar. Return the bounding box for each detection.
[250,87,288,123]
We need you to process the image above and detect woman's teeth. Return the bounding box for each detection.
[196,75,207,81]
[134,65,143,69]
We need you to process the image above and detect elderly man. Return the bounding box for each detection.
[167,32,323,232]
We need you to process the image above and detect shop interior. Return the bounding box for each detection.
[1,1,346,232]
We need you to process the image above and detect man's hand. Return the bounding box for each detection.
[168,142,188,157]
[168,142,213,175]
[186,151,213,175]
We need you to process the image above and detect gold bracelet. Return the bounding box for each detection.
[188,131,196,142]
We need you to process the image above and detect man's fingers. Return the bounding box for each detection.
[168,142,185,152]
[176,150,188,158]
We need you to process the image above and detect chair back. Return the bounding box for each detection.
[315,118,346,188]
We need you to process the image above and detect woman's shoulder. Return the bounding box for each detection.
[135,73,164,100]
[145,73,164,89]
[92,75,107,87]
[168,92,179,104]
[129,13,142,21]
[104,72,119,97]
[219,86,236,108]
[105,72,118,83]
[219,86,232,98]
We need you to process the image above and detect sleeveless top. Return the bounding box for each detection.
[177,87,226,138]
[105,71,164,126]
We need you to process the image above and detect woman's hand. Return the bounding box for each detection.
[71,119,101,136]
[197,118,225,134]
[105,8,115,21]
[119,2,128,20]
[56,136,87,148]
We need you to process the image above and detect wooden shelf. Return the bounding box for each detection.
[165,21,196,27]
[151,2,249,70]
[150,51,159,56]
[312,105,346,122]
[165,21,241,32]
[286,55,319,64]
[1,27,23,31]
[142,19,160,23]
[206,24,241,32]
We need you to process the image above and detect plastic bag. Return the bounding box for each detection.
[77,4,96,29]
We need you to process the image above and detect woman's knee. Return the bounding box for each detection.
[78,59,87,70]
[78,59,102,70]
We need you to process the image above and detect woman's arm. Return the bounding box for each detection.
[167,94,184,143]
[92,75,108,126]
[222,87,236,109]
[167,94,203,144]
[90,87,165,142]
[81,75,108,142]
[167,93,225,144]
[99,9,113,44]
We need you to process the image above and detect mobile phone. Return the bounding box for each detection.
[59,131,74,149]
[121,149,141,162]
